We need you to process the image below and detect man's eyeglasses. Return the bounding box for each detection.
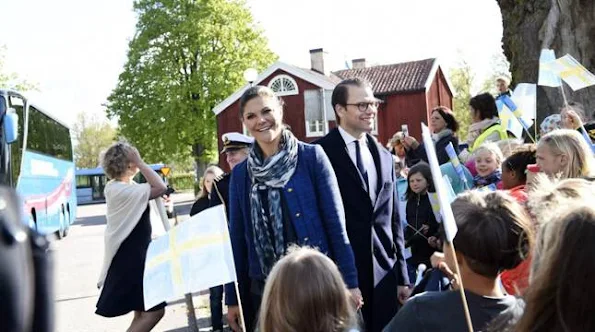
[344,101,382,112]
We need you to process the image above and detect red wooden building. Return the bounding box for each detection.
[212,49,454,171]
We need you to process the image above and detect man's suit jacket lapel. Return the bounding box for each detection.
[328,129,368,193]
[366,134,383,198]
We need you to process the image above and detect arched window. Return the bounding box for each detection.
[267,75,299,96]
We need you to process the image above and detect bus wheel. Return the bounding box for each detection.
[57,208,66,239]
[63,209,70,237]
[30,209,37,232]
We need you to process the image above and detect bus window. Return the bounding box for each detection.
[9,95,24,185]
[76,175,91,188]
[27,106,73,161]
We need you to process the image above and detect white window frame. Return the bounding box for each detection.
[306,120,325,137]
[242,123,251,137]
[267,74,299,96]
[371,116,379,135]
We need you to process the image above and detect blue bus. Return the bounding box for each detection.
[0,90,76,238]
[76,164,174,217]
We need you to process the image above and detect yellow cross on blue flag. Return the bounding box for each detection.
[496,84,536,139]
[546,54,595,91]
[143,205,237,309]
[538,49,562,87]
[428,175,457,224]
[422,124,458,242]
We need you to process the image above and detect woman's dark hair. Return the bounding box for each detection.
[503,144,536,183]
[449,191,533,278]
[469,93,498,121]
[406,162,435,200]
[239,85,284,119]
[516,205,595,332]
[432,106,459,132]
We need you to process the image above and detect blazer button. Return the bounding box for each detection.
[287,188,293,192]
[304,237,309,242]
[295,212,301,218]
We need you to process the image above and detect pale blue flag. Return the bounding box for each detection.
[538,49,562,87]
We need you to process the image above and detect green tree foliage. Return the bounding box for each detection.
[73,113,117,168]
[106,0,277,175]
[0,46,37,92]
[449,59,474,142]
[480,52,512,95]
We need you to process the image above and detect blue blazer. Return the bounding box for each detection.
[224,141,358,305]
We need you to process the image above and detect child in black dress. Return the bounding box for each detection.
[404,162,439,284]
[96,143,168,331]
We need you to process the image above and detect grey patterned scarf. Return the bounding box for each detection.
[247,129,299,276]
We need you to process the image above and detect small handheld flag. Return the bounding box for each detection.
[498,95,536,143]
[422,124,473,332]
[422,124,457,242]
[476,183,498,192]
[445,143,469,190]
[538,49,562,87]
[546,54,595,91]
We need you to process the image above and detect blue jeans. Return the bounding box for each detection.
[210,286,224,330]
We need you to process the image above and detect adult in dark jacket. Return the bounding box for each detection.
[208,132,253,332]
[403,106,460,166]
[226,86,360,332]
[316,78,410,332]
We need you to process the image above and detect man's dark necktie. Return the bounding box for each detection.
[355,140,369,192]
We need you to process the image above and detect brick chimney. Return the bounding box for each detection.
[310,48,329,75]
[352,58,366,69]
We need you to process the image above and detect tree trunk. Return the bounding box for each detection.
[193,142,208,188]
[498,0,595,126]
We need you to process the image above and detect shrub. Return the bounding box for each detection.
[167,173,195,191]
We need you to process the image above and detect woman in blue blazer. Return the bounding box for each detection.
[225,86,360,331]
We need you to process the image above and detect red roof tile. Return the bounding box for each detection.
[333,58,436,95]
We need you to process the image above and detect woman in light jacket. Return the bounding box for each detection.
[225,86,360,332]
[459,93,508,162]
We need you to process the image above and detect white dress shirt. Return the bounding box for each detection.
[338,126,378,203]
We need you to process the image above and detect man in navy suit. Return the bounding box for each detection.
[316,78,410,332]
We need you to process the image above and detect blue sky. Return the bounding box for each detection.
[0,0,504,127]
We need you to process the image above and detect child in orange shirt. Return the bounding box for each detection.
[500,144,536,295]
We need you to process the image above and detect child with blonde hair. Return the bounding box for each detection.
[259,246,359,332]
[508,177,595,331]
[536,129,595,179]
[473,143,504,189]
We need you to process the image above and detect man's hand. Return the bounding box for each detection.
[397,285,411,305]
[420,224,430,235]
[227,305,242,331]
[348,288,364,310]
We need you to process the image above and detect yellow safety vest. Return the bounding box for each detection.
[469,124,508,152]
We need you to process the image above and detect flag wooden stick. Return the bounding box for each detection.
[521,123,537,143]
[559,84,570,108]
[446,242,474,332]
[156,198,199,332]
[214,184,247,332]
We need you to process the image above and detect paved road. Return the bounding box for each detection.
[53,192,226,332]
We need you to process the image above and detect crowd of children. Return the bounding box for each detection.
[249,94,595,332]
